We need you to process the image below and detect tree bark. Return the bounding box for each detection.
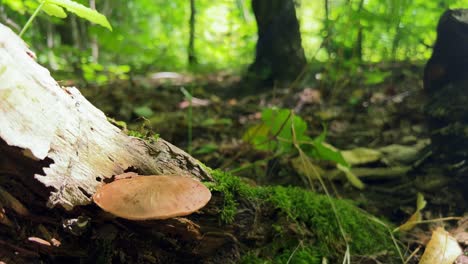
[188,0,197,66]
[89,0,99,62]
[353,0,365,61]
[247,0,306,86]
[423,9,468,207]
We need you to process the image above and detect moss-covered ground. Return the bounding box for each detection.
[208,170,401,263]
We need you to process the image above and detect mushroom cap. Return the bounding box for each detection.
[93,175,211,220]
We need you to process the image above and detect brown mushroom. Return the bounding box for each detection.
[93,175,211,220]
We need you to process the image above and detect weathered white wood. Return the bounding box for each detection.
[0,24,210,210]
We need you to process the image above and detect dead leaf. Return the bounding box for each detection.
[419,227,462,264]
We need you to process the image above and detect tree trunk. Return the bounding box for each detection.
[247,0,306,86]
[353,0,365,61]
[89,0,99,62]
[423,9,468,208]
[322,0,331,53]
[188,0,197,66]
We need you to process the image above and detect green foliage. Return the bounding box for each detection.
[243,108,348,167]
[308,127,348,167]
[42,2,67,18]
[45,0,111,30]
[3,0,28,14]
[17,0,111,37]
[364,69,391,85]
[81,62,130,85]
[4,0,467,83]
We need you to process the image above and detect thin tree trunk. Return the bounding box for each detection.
[354,0,365,61]
[46,22,58,70]
[323,0,331,53]
[71,15,81,49]
[188,0,197,66]
[89,0,99,62]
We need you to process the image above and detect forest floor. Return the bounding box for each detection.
[79,62,467,263]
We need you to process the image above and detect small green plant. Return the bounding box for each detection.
[243,108,364,189]
[17,0,112,37]
[243,108,347,167]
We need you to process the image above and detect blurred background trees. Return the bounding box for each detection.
[1,0,466,84]
[247,0,306,85]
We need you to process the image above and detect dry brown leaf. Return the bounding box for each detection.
[419,227,462,264]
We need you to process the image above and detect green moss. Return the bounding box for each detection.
[208,170,256,223]
[241,244,321,264]
[266,186,393,256]
[210,170,399,262]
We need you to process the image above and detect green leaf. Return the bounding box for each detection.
[309,128,349,168]
[42,3,67,18]
[261,108,307,152]
[310,141,349,168]
[242,124,275,151]
[337,164,365,190]
[341,147,381,165]
[394,193,426,232]
[46,0,112,31]
[364,70,391,85]
[3,0,26,14]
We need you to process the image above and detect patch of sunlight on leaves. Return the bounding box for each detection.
[42,3,67,18]
[3,0,26,14]
[363,70,391,85]
[337,164,365,190]
[341,148,381,165]
[46,0,112,31]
